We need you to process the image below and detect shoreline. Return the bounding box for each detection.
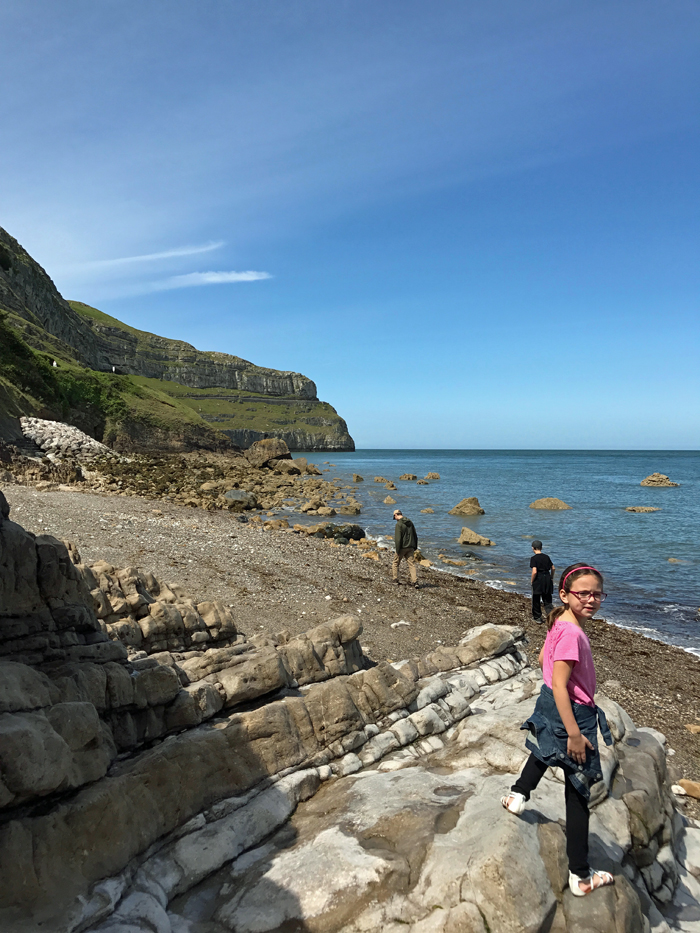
[306,448,700,656]
[3,480,699,817]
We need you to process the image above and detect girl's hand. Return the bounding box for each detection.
[567,732,594,764]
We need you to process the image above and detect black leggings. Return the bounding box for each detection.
[532,593,553,620]
[511,754,590,877]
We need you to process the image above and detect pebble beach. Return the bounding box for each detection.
[4,479,699,816]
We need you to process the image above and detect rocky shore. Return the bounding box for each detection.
[3,479,699,802]
[1,481,700,932]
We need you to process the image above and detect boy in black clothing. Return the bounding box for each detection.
[529,540,554,623]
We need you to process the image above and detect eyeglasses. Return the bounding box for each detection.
[568,590,607,603]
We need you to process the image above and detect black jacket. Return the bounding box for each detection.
[395,517,418,552]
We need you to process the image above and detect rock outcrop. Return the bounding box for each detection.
[244,437,292,468]
[1,492,698,933]
[626,506,662,513]
[458,526,495,546]
[641,473,680,487]
[530,497,572,510]
[449,496,485,516]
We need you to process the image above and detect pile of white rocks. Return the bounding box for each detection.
[19,416,116,461]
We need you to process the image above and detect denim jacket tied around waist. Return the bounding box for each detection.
[521,683,613,800]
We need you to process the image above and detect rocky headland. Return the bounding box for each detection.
[1,471,700,932]
[0,225,353,453]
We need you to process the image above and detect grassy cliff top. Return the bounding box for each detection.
[69,301,300,372]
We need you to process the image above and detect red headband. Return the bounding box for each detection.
[562,566,600,588]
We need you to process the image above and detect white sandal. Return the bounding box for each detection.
[569,869,615,896]
[500,792,526,815]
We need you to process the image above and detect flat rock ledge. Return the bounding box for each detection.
[626,506,662,513]
[0,491,699,933]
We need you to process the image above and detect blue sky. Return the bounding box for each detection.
[2,1,698,448]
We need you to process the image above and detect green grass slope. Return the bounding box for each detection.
[130,376,354,450]
[0,312,232,452]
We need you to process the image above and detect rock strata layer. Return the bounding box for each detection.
[0,491,698,933]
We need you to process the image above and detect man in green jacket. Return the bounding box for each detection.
[392,509,419,587]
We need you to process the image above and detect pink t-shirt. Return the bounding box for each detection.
[542,618,596,707]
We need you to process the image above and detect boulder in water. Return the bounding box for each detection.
[449,497,485,516]
[529,497,571,510]
[626,506,661,513]
[640,473,679,487]
[458,526,495,546]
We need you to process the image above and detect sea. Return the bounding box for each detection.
[297,450,700,657]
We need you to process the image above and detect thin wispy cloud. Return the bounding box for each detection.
[76,241,225,269]
[145,270,272,293]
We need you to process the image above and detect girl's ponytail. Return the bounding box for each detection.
[546,605,565,629]
[547,562,605,630]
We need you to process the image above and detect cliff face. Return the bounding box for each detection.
[0,229,107,368]
[70,302,318,399]
[0,227,354,451]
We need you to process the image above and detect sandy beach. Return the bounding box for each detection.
[4,480,699,816]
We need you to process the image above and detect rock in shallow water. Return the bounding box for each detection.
[458,526,495,546]
[640,473,680,487]
[449,496,485,516]
[529,497,572,510]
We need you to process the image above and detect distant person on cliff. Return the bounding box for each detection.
[530,540,555,623]
[392,509,419,588]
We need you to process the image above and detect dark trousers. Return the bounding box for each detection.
[532,592,553,620]
[511,754,590,877]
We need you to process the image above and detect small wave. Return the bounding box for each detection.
[482,578,516,593]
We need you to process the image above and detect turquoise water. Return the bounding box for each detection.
[298,450,700,656]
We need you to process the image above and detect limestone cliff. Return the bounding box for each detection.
[0,226,354,451]
[69,301,317,399]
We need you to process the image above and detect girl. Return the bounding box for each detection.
[501,563,615,896]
